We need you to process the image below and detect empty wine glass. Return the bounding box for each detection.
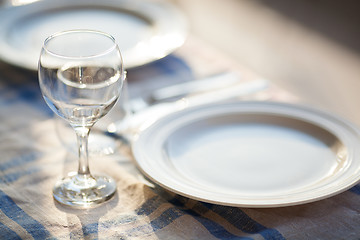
[38,30,125,208]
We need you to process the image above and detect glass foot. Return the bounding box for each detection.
[53,172,116,208]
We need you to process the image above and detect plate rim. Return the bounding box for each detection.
[0,0,187,70]
[131,101,360,208]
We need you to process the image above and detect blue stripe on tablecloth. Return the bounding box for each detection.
[147,207,183,230]
[134,196,252,239]
[127,55,193,99]
[0,190,52,239]
[0,152,41,172]
[0,222,22,240]
[201,203,285,240]
[0,152,41,184]
[130,54,192,76]
[166,194,284,240]
[135,195,163,215]
[151,55,192,75]
[77,198,163,238]
[169,198,252,240]
[0,168,40,184]
[349,184,360,195]
[82,222,98,238]
[0,81,52,116]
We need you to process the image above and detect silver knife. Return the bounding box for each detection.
[117,78,269,136]
[150,71,241,103]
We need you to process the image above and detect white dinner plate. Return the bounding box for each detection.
[132,101,360,207]
[0,0,187,70]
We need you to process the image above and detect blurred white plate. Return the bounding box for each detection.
[0,0,187,70]
[132,101,360,207]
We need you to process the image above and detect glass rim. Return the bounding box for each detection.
[42,29,118,59]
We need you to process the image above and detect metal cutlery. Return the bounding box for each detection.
[117,78,269,137]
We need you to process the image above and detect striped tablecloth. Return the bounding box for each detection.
[0,36,359,240]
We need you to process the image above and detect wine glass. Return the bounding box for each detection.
[38,30,125,208]
[54,77,131,156]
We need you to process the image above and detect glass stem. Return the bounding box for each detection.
[73,126,92,177]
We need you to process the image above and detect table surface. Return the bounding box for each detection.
[0,1,360,239]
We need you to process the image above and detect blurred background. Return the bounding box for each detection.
[171,0,360,125]
[1,0,359,125]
